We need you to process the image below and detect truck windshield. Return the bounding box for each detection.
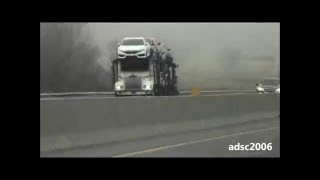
[121,39,144,46]
[121,59,149,72]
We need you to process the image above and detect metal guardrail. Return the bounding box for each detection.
[41,92,115,97]
[179,90,255,94]
[41,90,255,97]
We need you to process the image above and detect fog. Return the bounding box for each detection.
[40,23,279,93]
[40,23,111,93]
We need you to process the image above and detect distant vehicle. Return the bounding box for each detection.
[256,78,280,93]
[117,37,151,59]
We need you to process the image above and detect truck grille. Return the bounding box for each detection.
[124,77,142,90]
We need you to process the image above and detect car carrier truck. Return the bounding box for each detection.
[111,37,179,96]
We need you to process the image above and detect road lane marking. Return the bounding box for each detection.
[113,126,279,157]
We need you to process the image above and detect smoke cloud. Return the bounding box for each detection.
[40,23,112,93]
[40,23,279,92]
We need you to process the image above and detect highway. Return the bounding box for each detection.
[41,115,279,157]
[40,92,279,157]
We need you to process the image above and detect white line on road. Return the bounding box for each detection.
[113,126,280,157]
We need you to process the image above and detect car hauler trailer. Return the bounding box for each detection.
[111,56,179,96]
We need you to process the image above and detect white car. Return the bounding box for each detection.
[118,37,151,59]
[256,78,280,94]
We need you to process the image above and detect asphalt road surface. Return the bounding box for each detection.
[41,116,279,157]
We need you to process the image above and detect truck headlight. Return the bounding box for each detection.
[143,84,151,90]
[143,81,152,90]
[115,85,123,90]
[115,82,124,90]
